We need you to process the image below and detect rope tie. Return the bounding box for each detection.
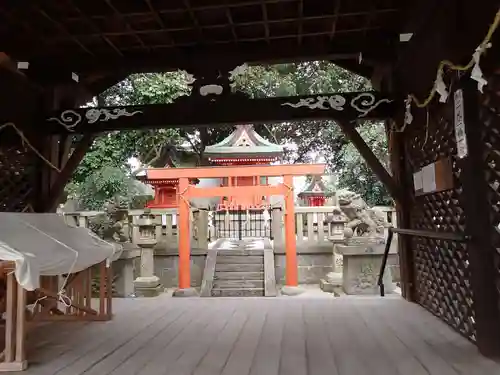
[0,122,60,172]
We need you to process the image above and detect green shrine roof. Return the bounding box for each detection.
[298,175,327,196]
[204,125,284,160]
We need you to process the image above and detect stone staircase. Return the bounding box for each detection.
[212,249,265,297]
[201,238,276,297]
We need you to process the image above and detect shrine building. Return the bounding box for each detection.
[297,175,327,207]
[202,124,284,209]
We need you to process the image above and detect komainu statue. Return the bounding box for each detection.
[336,189,391,240]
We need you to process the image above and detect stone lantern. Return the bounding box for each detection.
[133,211,163,297]
[327,208,347,243]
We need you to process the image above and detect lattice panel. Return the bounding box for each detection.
[404,90,475,340]
[0,144,39,212]
[479,70,500,319]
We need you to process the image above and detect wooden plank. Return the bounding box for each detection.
[163,303,236,375]
[15,282,27,364]
[26,298,163,372]
[320,299,372,375]
[137,300,228,375]
[303,301,338,375]
[44,303,174,375]
[4,273,16,363]
[339,299,399,375]
[373,299,460,375]
[192,309,248,375]
[352,298,429,375]
[279,301,307,375]
[107,302,204,375]
[221,302,268,375]
[387,298,500,374]
[249,301,286,375]
[61,303,191,375]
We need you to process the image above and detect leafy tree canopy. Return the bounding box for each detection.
[68,62,392,210]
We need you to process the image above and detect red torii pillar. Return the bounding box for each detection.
[146,164,325,294]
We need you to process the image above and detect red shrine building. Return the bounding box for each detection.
[141,125,283,209]
[204,125,284,209]
[298,175,327,206]
[139,166,179,209]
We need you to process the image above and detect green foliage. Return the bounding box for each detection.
[337,122,392,206]
[68,62,392,209]
[77,166,139,210]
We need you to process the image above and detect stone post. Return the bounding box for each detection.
[133,211,163,297]
[271,208,284,249]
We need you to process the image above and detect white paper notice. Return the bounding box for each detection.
[413,170,423,192]
[422,163,436,193]
[454,89,468,159]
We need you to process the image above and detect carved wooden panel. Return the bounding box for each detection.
[404,92,475,340]
[0,144,38,212]
[479,70,500,325]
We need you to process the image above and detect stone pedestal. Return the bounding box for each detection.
[113,243,140,297]
[133,212,163,297]
[336,240,395,295]
[134,276,163,297]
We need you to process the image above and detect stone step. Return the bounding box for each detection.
[216,255,264,264]
[217,249,264,256]
[213,280,264,289]
[211,288,265,297]
[215,271,264,280]
[215,263,264,272]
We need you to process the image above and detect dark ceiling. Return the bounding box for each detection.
[0,0,404,80]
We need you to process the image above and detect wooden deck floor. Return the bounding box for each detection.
[20,294,500,375]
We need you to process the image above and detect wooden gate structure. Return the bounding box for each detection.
[1,0,500,360]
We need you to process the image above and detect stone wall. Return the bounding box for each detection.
[274,244,333,284]
[154,250,207,288]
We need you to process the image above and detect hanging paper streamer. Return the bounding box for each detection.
[435,69,449,103]
[245,209,250,228]
[404,95,413,126]
[471,43,491,93]
[263,209,271,229]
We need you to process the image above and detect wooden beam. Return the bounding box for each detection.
[42,134,95,212]
[336,120,401,203]
[44,91,397,134]
[147,163,325,180]
[23,33,396,76]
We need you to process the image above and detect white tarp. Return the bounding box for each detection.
[0,213,119,291]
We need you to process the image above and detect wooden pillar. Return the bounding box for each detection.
[457,80,500,357]
[178,177,191,289]
[283,175,298,286]
[388,124,414,301]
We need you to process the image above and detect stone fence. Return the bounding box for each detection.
[63,205,397,294]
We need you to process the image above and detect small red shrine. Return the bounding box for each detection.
[204,124,284,209]
[138,166,179,208]
[298,175,327,206]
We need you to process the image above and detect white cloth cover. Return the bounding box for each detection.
[0,213,118,291]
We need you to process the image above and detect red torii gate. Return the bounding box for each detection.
[146,163,326,291]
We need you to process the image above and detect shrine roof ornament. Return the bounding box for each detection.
[204,125,284,159]
[298,175,327,197]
